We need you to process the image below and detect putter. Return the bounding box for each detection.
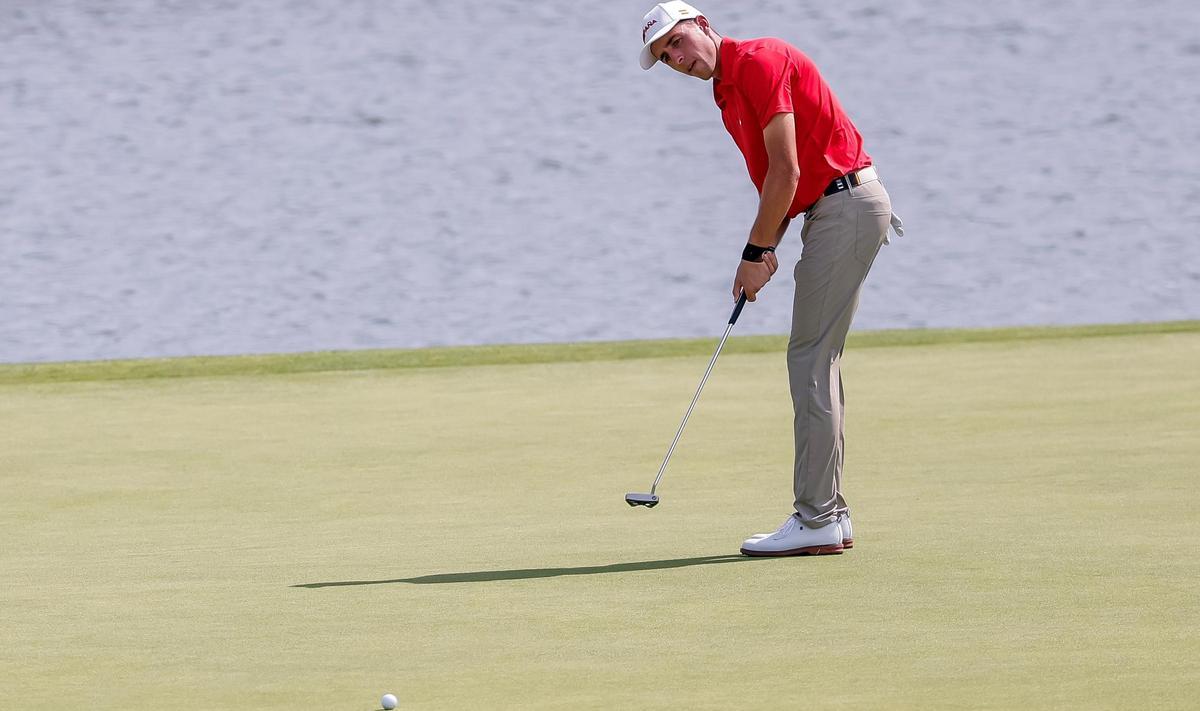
[626,292,749,508]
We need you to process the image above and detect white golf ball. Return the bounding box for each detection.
[381,692,398,710]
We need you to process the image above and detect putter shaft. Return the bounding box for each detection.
[647,294,746,496]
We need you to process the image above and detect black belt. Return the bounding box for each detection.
[823,165,878,197]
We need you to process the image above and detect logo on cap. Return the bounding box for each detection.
[642,18,658,42]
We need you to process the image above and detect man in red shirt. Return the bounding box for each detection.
[639,1,902,557]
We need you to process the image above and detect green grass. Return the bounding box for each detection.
[2,325,1198,709]
[2,319,1196,385]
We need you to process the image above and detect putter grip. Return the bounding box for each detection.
[729,292,748,325]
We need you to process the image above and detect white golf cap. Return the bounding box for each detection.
[638,1,704,70]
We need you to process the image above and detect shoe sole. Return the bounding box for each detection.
[739,543,844,557]
[746,535,854,550]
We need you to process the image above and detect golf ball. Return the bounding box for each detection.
[381,692,397,710]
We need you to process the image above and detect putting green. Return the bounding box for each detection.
[2,324,1198,709]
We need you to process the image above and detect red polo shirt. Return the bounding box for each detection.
[713,37,870,216]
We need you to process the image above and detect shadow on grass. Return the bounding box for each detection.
[291,554,769,588]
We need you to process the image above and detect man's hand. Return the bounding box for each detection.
[732,250,779,302]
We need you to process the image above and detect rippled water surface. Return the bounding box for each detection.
[2,0,1198,363]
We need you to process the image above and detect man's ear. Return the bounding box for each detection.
[696,15,711,33]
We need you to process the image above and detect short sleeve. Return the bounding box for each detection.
[736,50,796,130]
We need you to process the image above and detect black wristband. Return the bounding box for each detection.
[741,244,776,262]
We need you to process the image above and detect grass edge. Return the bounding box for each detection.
[2,319,1197,385]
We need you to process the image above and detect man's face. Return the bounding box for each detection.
[649,19,718,80]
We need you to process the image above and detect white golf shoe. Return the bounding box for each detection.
[739,515,844,557]
[745,513,855,549]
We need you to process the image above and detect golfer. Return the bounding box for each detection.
[638,2,902,556]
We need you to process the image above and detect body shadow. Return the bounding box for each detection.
[293,554,769,588]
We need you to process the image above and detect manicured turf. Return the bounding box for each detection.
[2,325,1198,709]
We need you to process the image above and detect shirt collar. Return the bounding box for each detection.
[712,37,741,108]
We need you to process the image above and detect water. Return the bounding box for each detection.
[2,0,1198,364]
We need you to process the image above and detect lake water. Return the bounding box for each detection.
[2,0,1198,363]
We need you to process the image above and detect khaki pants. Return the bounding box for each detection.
[788,178,893,528]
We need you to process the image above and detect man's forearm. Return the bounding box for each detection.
[775,216,791,242]
[748,167,799,248]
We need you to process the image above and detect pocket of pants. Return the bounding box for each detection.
[802,194,846,245]
[853,207,892,266]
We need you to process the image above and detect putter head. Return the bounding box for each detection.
[625,492,660,508]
